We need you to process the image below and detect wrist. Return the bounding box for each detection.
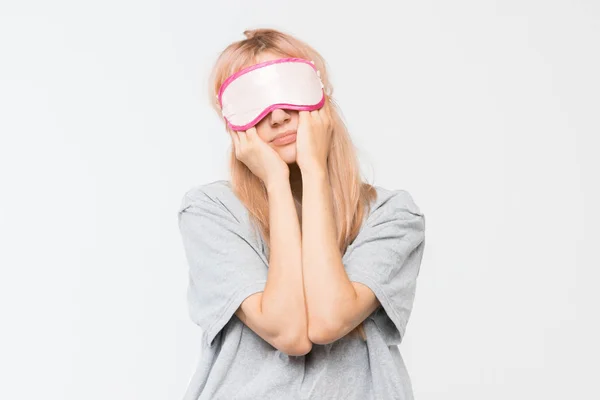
[265,175,291,194]
[300,164,328,180]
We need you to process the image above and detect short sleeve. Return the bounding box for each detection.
[343,190,426,344]
[177,189,268,347]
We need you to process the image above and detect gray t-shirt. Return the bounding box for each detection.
[177,179,426,400]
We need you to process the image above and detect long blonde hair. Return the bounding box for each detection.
[208,28,377,341]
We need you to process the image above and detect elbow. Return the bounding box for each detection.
[275,333,313,356]
[307,318,341,345]
[308,327,336,346]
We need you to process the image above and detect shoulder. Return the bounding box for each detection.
[177,180,265,248]
[177,180,253,227]
[370,185,424,218]
[179,179,234,211]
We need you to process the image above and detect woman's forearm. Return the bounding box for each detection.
[260,177,310,350]
[301,169,357,343]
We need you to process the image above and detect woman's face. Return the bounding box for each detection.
[253,108,299,165]
[252,51,299,165]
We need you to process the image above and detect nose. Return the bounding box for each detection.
[269,108,291,127]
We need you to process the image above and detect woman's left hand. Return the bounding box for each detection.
[295,106,333,174]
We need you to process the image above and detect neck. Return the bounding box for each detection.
[289,162,303,203]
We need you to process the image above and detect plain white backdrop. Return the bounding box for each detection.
[1,1,598,399]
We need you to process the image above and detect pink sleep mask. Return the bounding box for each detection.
[217,57,326,131]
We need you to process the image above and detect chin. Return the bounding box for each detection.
[277,147,297,164]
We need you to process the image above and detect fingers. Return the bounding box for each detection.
[237,130,248,148]
[300,110,323,126]
[230,127,260,157]
[230,129,249,157]
[318,107,330,129]
[299,110,309,125]
[229,130,240,151]
[310,110,321,123]
[299,108,333,135]
[245,126,258,142]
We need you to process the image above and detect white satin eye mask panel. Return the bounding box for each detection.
[218,58,325,131]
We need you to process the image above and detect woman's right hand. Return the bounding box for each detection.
[230,127,290,188]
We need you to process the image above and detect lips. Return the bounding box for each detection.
[271,130,296,142]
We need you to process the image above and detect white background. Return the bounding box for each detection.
[1,1,598,399]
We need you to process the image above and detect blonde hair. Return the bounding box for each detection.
[207,28,377,342]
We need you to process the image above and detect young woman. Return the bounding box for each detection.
[177,28,426,400]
